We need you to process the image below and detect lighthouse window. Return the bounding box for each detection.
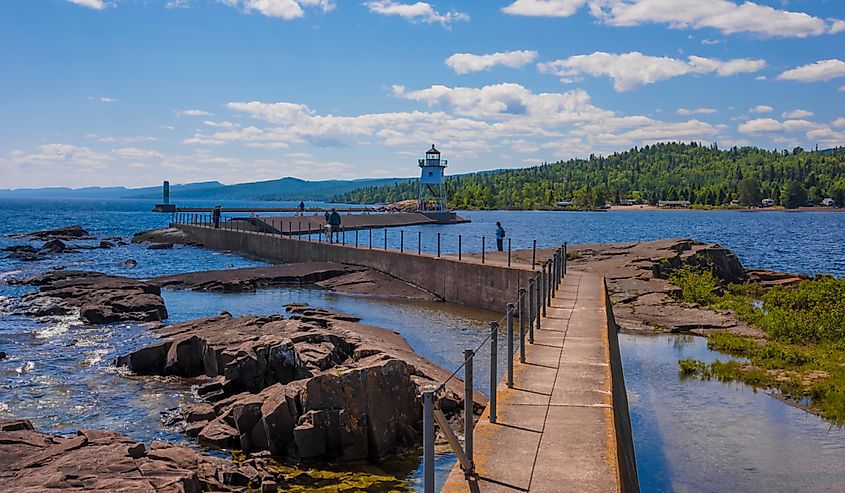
[428,171,433,176]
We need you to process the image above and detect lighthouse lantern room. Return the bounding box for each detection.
[417,144,448,212]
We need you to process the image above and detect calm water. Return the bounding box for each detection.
[1,198,845,492]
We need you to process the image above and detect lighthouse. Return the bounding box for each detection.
[417,144,448,212]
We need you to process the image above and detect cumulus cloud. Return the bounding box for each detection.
[445,50,538,74]
[833,118,845,128]
[677,108,717,115]
[749,105,773,113]
[67,0,105,9]
[112,147,165,159]
[501,0,587,17]
[777,59,845,82]
[220,0,334,20]
[100,97,118,103]
[537,51,765,91]
[179,109,214,117]
[365,1,469,27]
[501,0,840,37]
[782,109,813,119]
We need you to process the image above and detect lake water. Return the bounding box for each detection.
[1,198,844,492]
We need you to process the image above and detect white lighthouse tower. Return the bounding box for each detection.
[417,144,448,212]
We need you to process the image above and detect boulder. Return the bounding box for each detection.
[122,259,138,268]
[148,243,174,250]
[746,269,808,288]
[1,245,37,253]
[132,227,200,246]
[40,239,67,253]
[11,271,167,323]
[0,419,268,492]
[99,240,115,249]
[118,307,483,462]
[6,251,44,262]
[0,351,6,360]
[13,225,90,241]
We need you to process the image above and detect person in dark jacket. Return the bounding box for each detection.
[212,205,221,229]
[328,208,342,243]
[495,221,506,252]
[298,201,305,216]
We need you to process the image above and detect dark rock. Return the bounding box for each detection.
[0,419,268,492]
[14,225,90,241]
[122,259,137,268]
[0,351,6,360]
[12,271,167,323]
[40,239,67,253]
[1,245,37,253]
[118,307,482,462]
[147,243,174,250]
[98,240,114,249]
[132,227,200,246]
[7,251,44,262]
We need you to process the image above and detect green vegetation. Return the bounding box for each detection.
[336,142,845,209]
[672,273,845,424]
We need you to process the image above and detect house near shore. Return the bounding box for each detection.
[761,198,776,207]
[618,198,637,206]
[657,200,691,208]
[822,197,835,207]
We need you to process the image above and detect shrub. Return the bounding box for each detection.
[761,276,845,344]
[668,265,719,305]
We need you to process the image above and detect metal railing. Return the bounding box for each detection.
[170,212,571,491]
[171,212,554,269]
[420,244,567,492]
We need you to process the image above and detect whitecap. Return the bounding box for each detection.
[16,361,35,373]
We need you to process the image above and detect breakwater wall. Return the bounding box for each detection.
[176,224,535,313]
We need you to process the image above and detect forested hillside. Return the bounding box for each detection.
[335,142,845,209]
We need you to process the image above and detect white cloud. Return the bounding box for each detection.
[501,0,838,38]
[833,118,845,128]
[738,117,818,134]
[501,0,587,17]
[219,0,334,20]
[67,0,105,9]
[841,85,845,92]
[179,109,214,117]
[777,59,845,82]
[445,50,538,74]
[537,51,765,91]
[677,108,717,115]
[592,0,832,38]
[782,109,813,119]
[100,97,117,103]
[749,105,773,113]
[365,1,469,27]
[701,38,721,45]
[755,75,766,80]
[113,147,164,159]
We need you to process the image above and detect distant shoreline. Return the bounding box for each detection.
[607,205,845,213]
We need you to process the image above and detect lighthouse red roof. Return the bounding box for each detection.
[426,144,440,154]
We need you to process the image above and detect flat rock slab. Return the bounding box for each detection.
[10,225,91,241]
[9,271,167,324]
[153,262,438,300]
[132,227,200,246]
[0,419,268,492]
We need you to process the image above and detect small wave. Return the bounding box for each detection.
[16,361,35,374]
[0,402,9,415]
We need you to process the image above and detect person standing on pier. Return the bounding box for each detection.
[212,205,221,229]
[298,201,305,216]
[328,208,342,243]
[495,221,506,252]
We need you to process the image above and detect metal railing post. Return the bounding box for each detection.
[542,263,548,316]
[369,229,372,249]
[518,289,526,362]
[307,222,311,242]
[506,303,514,388]
[507,238,511,267]
[464,349,474,468]
[528,279,535,343]
[536,274,542,331]
[548,260,554,305]
[400,230,404,253]
[355,229,359,247]
[342,226,346,245]
[423,390,434,493]
[489,321,498,424]
[437,233,441,258]
[384,228,388,250]
[458,234,462,260]
[532,239,537,270]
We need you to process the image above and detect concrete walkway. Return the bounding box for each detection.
[441,271,625,493]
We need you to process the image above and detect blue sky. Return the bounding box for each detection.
[1,0,844,188]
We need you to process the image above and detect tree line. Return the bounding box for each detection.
[334,142,845,210]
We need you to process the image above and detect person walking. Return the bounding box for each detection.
[298,201,305,216]
[212,205,221,229]
[495,221,506,252]
[328,208,342,243]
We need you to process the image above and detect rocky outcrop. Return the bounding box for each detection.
[132,227,200,246]
[10,271,167,323]
[0,419,271,492]
[564,239,761,336]
[12,225,91,241]
[118,307,481,462]
[153,262,438,300]
[746,269,807,288]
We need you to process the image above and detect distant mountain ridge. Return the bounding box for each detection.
[0,177,408,201]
